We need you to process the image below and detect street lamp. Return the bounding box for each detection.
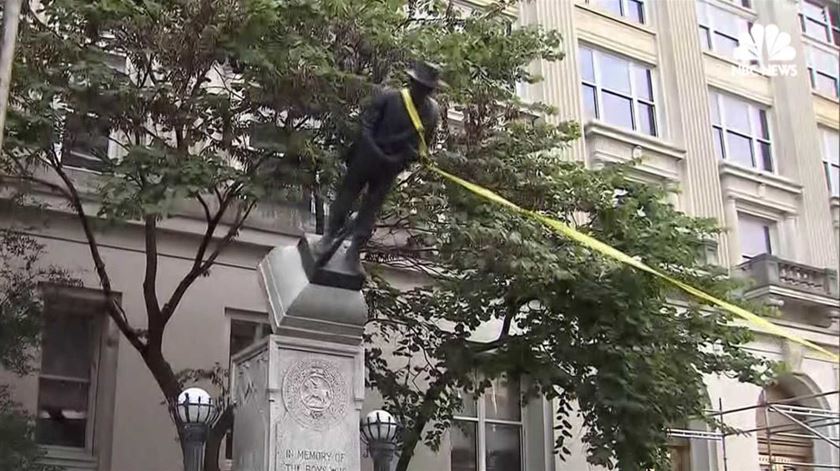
[361,410,400,471]
[170,387,220,471]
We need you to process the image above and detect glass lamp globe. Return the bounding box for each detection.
[361,410,399,443]
[176,387,214,424]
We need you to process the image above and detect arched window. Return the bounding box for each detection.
[756,383,815,471]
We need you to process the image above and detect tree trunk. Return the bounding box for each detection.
[394,374,451,471]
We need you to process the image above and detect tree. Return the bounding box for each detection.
[0,225,74,471]
[363,3,776,471]
[0,1,774,470]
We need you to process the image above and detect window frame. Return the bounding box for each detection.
[821,127,840,198]
[35,292,107,455]
[709,90,775,173]
[583,0,647,25]
[805,43,840,99]
[451,378,525,471]
[695,0,753,58]
[799,0,840,46]
[580,45,659,137]
[737,212,777,262]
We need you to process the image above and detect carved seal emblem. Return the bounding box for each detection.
[282,359,348,430]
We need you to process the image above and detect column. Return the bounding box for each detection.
[655,0,731,260]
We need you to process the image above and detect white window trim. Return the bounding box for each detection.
[710,90,775,173]
[799,0,840,46]
[805,40,840,100]
[581,45,660,138]
[451,382,525,471]
[34,286,118,468]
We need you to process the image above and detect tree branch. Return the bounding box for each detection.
[161,199,256,323]
[143,215,162,325]
[46,156,146,353]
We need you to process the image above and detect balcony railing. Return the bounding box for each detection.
[738,253,839,299]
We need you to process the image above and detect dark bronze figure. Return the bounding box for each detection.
[312,61,444,270]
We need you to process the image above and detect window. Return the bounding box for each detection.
[806,45,840,98]
[709,90,774,172]
[580,46,658,136]
[696,0,752,57]
[61,113,111,171]
[738,213,775,261]
[757,384,816,471]
[799,0,840,45]
[583,0,646,24]
[451,378,522,471]
[35,305,101,449]
[822,128,839,197]
[225,317,270,460]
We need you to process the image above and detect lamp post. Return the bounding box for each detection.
[170,387,220,471]
[360,410,400,471]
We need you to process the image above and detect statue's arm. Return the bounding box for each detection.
[359,90,388,159]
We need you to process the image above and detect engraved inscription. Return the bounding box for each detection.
[282,359,348,430]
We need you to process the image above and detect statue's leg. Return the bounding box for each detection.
[326,161,368,238]
[346,171,397,262]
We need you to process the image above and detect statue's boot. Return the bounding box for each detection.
[311,230,339,264]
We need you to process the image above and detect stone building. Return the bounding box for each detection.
[1,0,838,470]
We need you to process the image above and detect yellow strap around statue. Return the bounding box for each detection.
[398,88,838,362]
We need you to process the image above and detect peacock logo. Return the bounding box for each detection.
[732,23,798,77]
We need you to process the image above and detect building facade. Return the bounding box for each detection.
[1,0,838,470]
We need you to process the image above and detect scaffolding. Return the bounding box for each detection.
[667,390,840,471]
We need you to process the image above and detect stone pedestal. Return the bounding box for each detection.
[232,236,366,471]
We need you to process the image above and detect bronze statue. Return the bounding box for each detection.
[312,61,444,270]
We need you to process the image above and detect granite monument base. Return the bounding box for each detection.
[231,235,367,471]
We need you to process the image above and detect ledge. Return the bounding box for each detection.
[584,120,685,159]
[41,447,98,470]
[574,2,658,65]
[575,1,657,37]
[719,161,802,195]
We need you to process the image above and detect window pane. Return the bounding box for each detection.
[699,27,712,49]
[580,48,595,82]
[825,163,840,197]
[230,320,263,356]
[709,93,721,125]
[758,141,773,172]
[824,129,839,166]
[456,389,478,417]
[695,1,708,26]
[627,0,644,24]
[486,423,522,471]
[723,95,750,133]
[810,45,839,74]
[727,132,755,167]
[602,91,634,130]
[36,378,89,447]
[40,315,94,379]
[484,378,520,421]
[815,73,839,97]
[599,53,631,94]
[751,108,770,140]
[802,1,825,20]
[713,127,725,159]
[63,114,109,159]
[637,103,656,136]
[582,84,598,119]
[713,33,739,57]
[805,18,830,42]
[635,68,653,101]
[711,5,740,36]
[738,214,774,260]
[592,0,622,16]
[451,421,478,471]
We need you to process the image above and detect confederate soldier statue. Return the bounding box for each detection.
[312,61,444,269]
